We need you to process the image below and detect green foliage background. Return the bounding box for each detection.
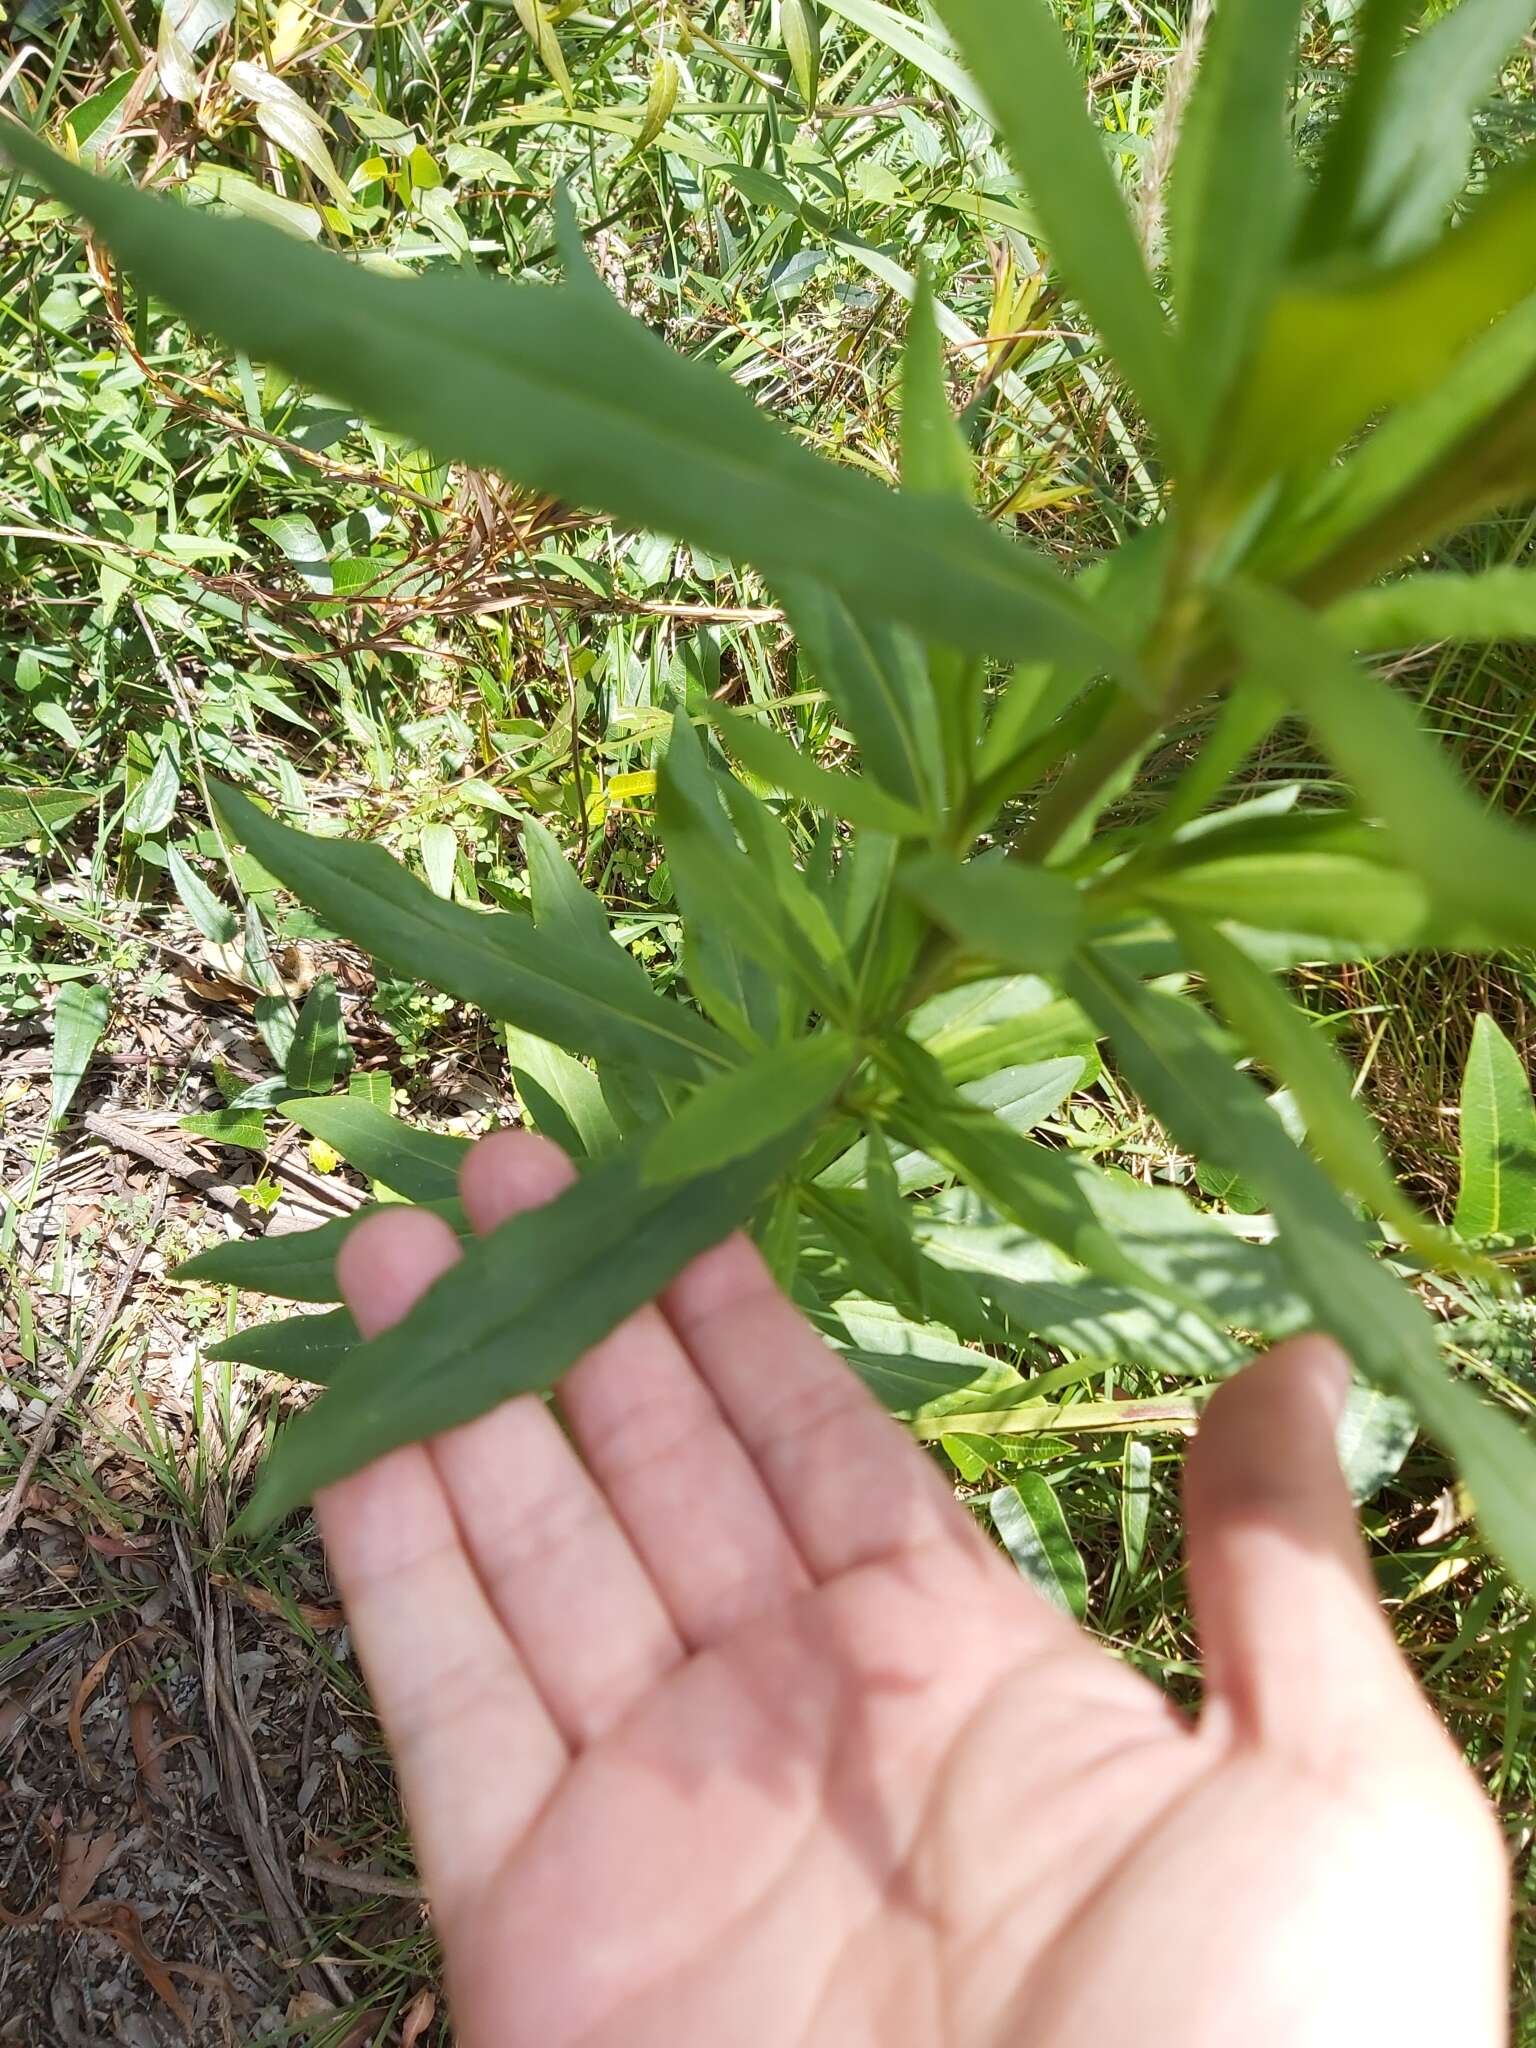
[3,0,1536,2029]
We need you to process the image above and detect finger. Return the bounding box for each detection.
[434,1132,685,1742]
[318,1208,567,1915]
[1184,1334,1423,1748]
[460,1140,811,1646]
[662,1234,1033,1601]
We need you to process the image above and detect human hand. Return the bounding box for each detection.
[317,1129,1508,2047]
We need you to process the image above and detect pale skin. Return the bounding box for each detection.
[320,1128,1510,2048]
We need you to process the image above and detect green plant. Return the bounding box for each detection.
[8,0,1536,1585]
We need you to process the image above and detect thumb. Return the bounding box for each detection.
[1184,1335,1422,1746]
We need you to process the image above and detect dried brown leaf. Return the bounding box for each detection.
[58,1828,117,1912]
[67,1638,135,1784]
[400,1987,437,2046]
[72,1899,193,2032]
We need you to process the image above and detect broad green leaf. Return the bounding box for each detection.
[1271,293,1536,586]
[511,0,573,100]
[174,1199,468,1303]
[1067,947,1536,1597]
[239,1124,809,1526]
[166,844,239,944]
[280,1096,469,1203]
[1301,0,1534,265]
[0,786,98,848]
[124,747,180,837]
[1454,1014,1536,1239]
[1327,568,1536,652]
[1224,584,1536,950]
[3,128,1121,674]
[1335,1382,1417,1504]
[522,813,612,952]
[1173,913,1446,1258]
[50,982,110,1125]
[644,1031,855,1185]
[180,1106,269,1153]
[505,1023,621,1158]
[213,781,732,1079]
[711,708,929,836]
[1225,157,1536,484]
[782,581,945,819]
[347,1070,394,1112]
[931,0,1186,463]
[901,270,972,505]
[899,853,1084,975]
[205,1305,358,1378]
[284,975,346,1095]
[910,975,1097,1085]
[989,1477,1088,1617]
[1166,0,1304,450]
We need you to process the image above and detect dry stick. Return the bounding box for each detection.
[298,1856,424,1901]
[0,1174,168,1548]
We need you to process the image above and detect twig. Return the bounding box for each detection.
[299,1856,425,1901]
[80,1111,257,1217]
[0,1175,168,1548]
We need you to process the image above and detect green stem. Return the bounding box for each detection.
[102,0,145,61]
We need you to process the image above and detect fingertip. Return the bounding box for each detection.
[459,1126,577,1233]
[337,1206,463,1338]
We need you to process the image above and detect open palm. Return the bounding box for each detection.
[318,1130,1507,2048]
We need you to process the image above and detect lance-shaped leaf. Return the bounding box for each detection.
[174,1199,468,1303]
[1224,584,1536,952]
[1067,947,1536,1598]
[1299,0,1534,265]
[1172,912,1453,1263]
[1326,567,1536,652]
[238,1121,809,1528]
[989,1476,1088,1617]
[205,1305,358,1379]
[212,781,732,1078]
[284,974,346,1095]
[280,1096,469,1203]
[50,982,111,1127]
[1454,1013,1536,1241]
[931,0,1186,463]
[1166,0,1304,451]
[1223,156,1536,485]
[1,126,1123,674]
[899,852,1084,975]
[644,1030,856,1185]
[711,707,929,837]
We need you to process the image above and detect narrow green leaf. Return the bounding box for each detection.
[239,1124,808,1527]
[780,0,820,105]
[174,1199,468,1303]
[284,975,346,1095]
[505,1023,622,1158]
[1067,947,1536,1597]
[1166,0,1304,450]
[2,126,1122,673]
[205,1305,358,1379]
[1225,156,1536,484]
[1301,0,1534,265]
[180,1106,269,1153]
[1271,293,1536,587]
[1297,0,1421,262]
[711,708,929,836]
[166,844,239,944]
[50,982,110,1126]
[930,0,1186,462]
[899,853,1084,975]
[1326,568,1536,652]
[0,786,97,848]
[901,270,972,504]
[1224,583,1536,951]
[1455,1014,1536,1240]
[989,1476,1088,1617]
[279,1096,469,1203]
[1120,1437,1152,1578]
[522,813,612,952]
[645,1030,854,1185]
[213,781,732,1078]
[1173,912,1446,1258]
[782,581,945,818]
